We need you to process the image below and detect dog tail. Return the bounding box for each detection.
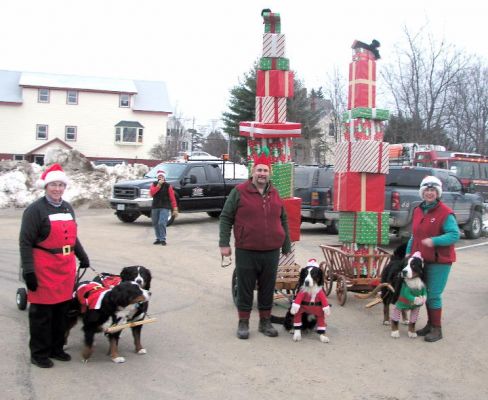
[270,315,285,324]
[354,282,395,299]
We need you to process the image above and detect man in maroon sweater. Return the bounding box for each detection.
[219,150,291,339]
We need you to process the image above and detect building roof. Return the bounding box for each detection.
[115,121,145,128]
[0,70,172,112]
[0,70,23,103]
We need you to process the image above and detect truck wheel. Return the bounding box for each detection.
[464,211,482,239]
[16,288,28,310]
[326,220,338,234]
[207,211,221,218]
[116,212,140,223]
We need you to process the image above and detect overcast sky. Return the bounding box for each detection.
[1,0,487,131]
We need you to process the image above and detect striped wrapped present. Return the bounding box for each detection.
[262,33,286,58]
[255,96,287,123]
[335,141,389,174]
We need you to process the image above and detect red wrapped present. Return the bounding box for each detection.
[335,141,389,174]
[348,58,376,109]
[239,121,301,138]
[255,96,287,123]
[262,33,286,58]
[333,172,385,212]
[283,197,301,242]
[343,118,385,141]
[256,70,294,98]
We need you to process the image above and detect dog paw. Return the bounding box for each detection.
[408,331,417,338]
[319,335,330,343]
[401,319,410,325]
[293,332,302,342]
[112,356,126,363]
[136,348,147,355]
[383,320,391,326]
[391,330,400,339]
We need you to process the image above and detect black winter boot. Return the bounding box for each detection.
[416,322,432,336]
[425,326,443,342]
[236,319,249,339]
[258,318,278,337]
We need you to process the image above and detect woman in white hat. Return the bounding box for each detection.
[19,163,90,368]
[405,175,460,342]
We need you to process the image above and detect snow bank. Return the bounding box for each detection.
[0,148,148,209]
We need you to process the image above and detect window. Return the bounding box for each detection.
[36,124,48,140]
[119,94,130,107]
[67,90,78,105]
[65,126,77,141]
[115,121,144,144]
[13,154,24,161]
[187,166,207,184]
[38,89,50,103]
[328,123,335,137]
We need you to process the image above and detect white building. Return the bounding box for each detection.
[0,70,172,166]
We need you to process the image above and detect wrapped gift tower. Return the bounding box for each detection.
[334,39,390,277]
[239,10,302,265]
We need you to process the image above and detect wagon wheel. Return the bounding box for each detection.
[320,261,334,296]
[231,269,238,307]
[16,288,28,310]
[336,276,347,306]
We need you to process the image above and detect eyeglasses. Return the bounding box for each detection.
[46,182,66,188]
[221,255,233,268]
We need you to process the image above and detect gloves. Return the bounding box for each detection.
[23,272,38,291]
[79,258,90,269]
[323,305,331,316]
[413,296,426,306]
[290,303,300,315]
[172,208,179,218]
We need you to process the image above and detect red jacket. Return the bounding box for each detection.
[411,201,456,264]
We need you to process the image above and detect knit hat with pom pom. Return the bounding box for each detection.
[419,175,442,199]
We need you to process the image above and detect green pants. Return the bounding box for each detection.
[425,263,451,309]
[235,248,280,313]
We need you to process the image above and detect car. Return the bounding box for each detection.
[293,165,337,233]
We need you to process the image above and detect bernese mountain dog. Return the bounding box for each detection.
[66,265,152,363]
[276,260,331,343]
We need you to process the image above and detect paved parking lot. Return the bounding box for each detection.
[1,208,487,400]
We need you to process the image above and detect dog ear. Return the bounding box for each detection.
[120,266,133,282]
[143,267,152,290]
[316,268,324,287]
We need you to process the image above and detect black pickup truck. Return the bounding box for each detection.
[109,161,247,225]
[314,165,485,240]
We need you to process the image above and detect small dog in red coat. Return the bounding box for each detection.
[290,259,331,343]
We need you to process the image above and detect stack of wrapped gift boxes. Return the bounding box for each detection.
[333,40,391,277]
[239,10,302,265]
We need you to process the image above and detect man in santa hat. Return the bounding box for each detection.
[19,163,90,368]
[219,147,291,339]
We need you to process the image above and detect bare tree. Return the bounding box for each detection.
[447,60,488,153]
[382,25,470,146]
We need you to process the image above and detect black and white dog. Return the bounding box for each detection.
[390,252,426,338]
[274,259,331,343]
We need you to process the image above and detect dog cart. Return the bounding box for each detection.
[231,263,301,306]
[319,244,391,306]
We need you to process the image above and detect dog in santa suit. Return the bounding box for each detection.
[290,259,331,343]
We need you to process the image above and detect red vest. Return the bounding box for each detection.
[411,201,456,264]
[234,180,286,251]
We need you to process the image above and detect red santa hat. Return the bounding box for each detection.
[36,163,69,189]
[306,258,319,268]
[156,170,166,178]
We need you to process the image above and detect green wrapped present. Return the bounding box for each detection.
[259,57,289,71]
[262,11,281,33]
[342,107,390,122]
[271,162,294,198]
[339,211,389,245]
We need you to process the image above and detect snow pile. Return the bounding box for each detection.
[0,148,149,209]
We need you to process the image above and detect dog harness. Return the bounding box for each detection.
[76,282,111,312]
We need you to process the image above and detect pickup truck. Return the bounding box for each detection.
[323,165,485,240]
[293,165,338,233]
[109,160,247,225]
